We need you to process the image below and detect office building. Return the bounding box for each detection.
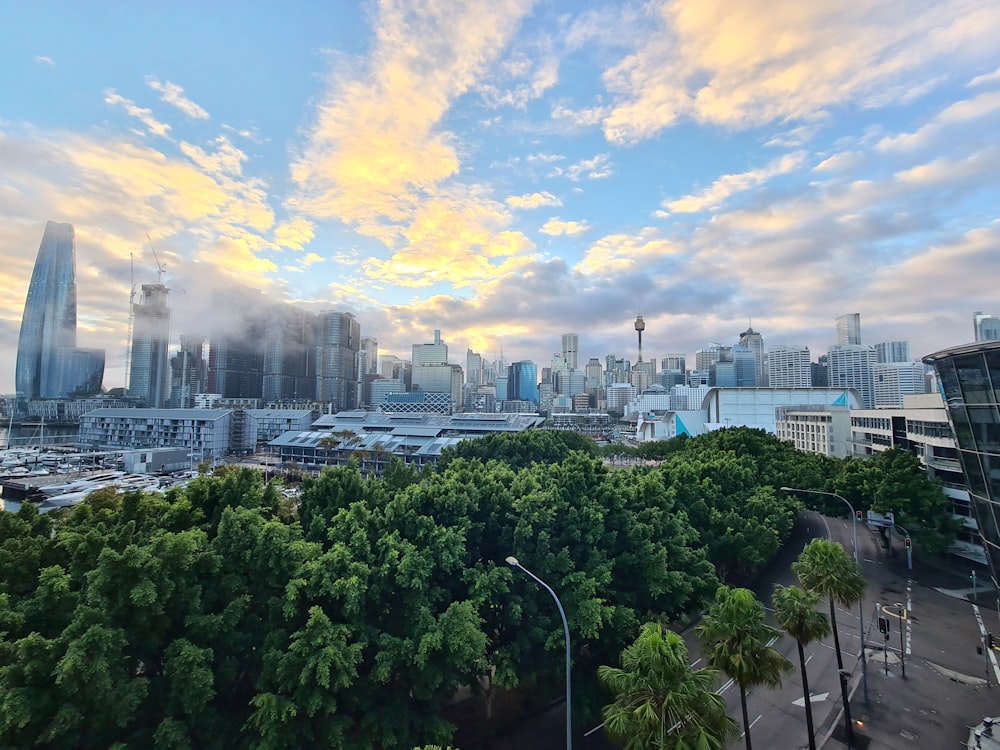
[835,313,862,346]
[874,361,927,407]
[561,333,579,370]
[412,330,448,367]
[925,341,1000,581]
[828,344,876,408]
[129,283,171,408]
[262,305,317,403]
[775,405,852,459]
[974,312,1000,343]
[508,361,539,405]
[875,340,910,364]
[466,349,483,387]
[738,326,765,386]
[554,368,586,397]
[661,354,686,374]
[16,221,105,402]
[169,336,207,408]
[767,345,812,388]
[359,337,378,376]
[316,311,361,412]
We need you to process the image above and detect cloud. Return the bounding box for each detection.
[877,89,1000,151]
[146,77,210,120]
[574,228,680,277]
[285,0,541,295]
[968,66,1000,87]
[549,153,613,180]
[104,90,172,139]
[33,55,54,67]
[596,0,1000,143]
[657,151,806,216]
[539,218,590,236]
[506,191,561,209]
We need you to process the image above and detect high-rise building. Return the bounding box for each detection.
[129,283,171,408]
[828,344,876,408]
[16,221,105,401]
[973,312,1000,342]
[316,311,360,411]
[738,326,765,386]
[169,335,207,408]
[561,333,579,370]
[585,358,603,389]
[835,313,862,346]
[767,345,812,388]
[359,337,378,376]
[660,354,686,374]
[875,341,910,364]
[508,361,539,404]
[262,305,317,402]
[874,361,927,407]
[695,344,725,371]
[412,330,448,367]
[466,349,482,386]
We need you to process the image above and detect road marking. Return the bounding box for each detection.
[690,658,702,667]
[805,653,814,666]
[716,678,735,695]
[740,714,763,737]
[906,579,912,656]
[972,603,1000,684]
[792,692,828,706]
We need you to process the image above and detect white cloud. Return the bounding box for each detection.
[539,217,590,236]
[33,55,54,67]
[104,90,172,139]
[596,0,1000,143]
[549,153,613,181]
[968,66,1000,87]
[506,191,562,209]
[658,151,806,216]
[146,77,210,120]
[877,89,1000,151]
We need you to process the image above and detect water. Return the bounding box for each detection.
[0,424,79,449]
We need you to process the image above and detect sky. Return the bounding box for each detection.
[2,0,1000,393]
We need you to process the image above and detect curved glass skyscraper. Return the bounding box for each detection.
[15,221,105,402]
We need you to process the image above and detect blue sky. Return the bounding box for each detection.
[2,0,999,392]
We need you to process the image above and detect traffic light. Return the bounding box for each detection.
[878,616,890,635]
[856,510,863,521]
[904,537,911,550]
[989,633,995,650]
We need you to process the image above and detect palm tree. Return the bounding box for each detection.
[695,586,793,750]
[792,538,866,673]
[773,585,830,750]
[598,622,739,750]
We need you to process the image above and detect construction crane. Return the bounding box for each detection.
[147,233,166,284]
[123,252,137,392]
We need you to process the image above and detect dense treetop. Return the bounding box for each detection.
[0,427,953,748]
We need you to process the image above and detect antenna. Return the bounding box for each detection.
[123,252,137,392]
[146,232,166,284]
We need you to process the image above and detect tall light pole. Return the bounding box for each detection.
[506,556,572,750]
[781,487,869,707]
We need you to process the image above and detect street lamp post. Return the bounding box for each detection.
[781,487,869,707]
[506,556,572,750]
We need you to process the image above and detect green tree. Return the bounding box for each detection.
[598,623,739,750]
[792,539,866,672]
[773,585,830,750]
[695,586,792,750]
[437,429,597,471]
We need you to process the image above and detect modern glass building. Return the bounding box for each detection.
[128,283,171,408]
[924,340,1000,587]
[16,221,105,401]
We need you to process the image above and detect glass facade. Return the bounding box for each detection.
[16,221,105,401]
[925,341,1000,586]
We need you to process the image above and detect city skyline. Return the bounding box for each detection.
[2,2,1000,393]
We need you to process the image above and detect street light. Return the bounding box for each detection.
[506,555,572,750]
[781,487,869,707]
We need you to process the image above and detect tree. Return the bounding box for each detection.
[792,539,865,673]
[695,586,792,750]
[773,585,830,750]
[598,623,739,750]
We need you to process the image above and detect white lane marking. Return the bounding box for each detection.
[716,678,735,695]
[792,692,829,706]
[972,603,1000,684]
[741,714,764,737]
[690,658,702,667]
[805,653,815,666]
[905,579,913,656]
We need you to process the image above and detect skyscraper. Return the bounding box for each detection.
[317,311,360,412]
[738,325,765,386]
[874,340,910,364]
[973,312,1000,342]
[262,305,317,402]
[508,361,539,404]
[767,345,812,388]
[835,313,862,346]
[561,333,579,370]
[169,335,207,408]
[128,283,171,407]
[828,344,876,408]
[16,221,105,401]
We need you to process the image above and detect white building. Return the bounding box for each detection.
[828,344,876,408]
[775,405,853,458]
[606,383,636,413]
[767,345,812,388]
[79,408,255,458]
[873,361,927,407]
[875,340,910,363]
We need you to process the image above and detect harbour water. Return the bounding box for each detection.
[0,424,79,448]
